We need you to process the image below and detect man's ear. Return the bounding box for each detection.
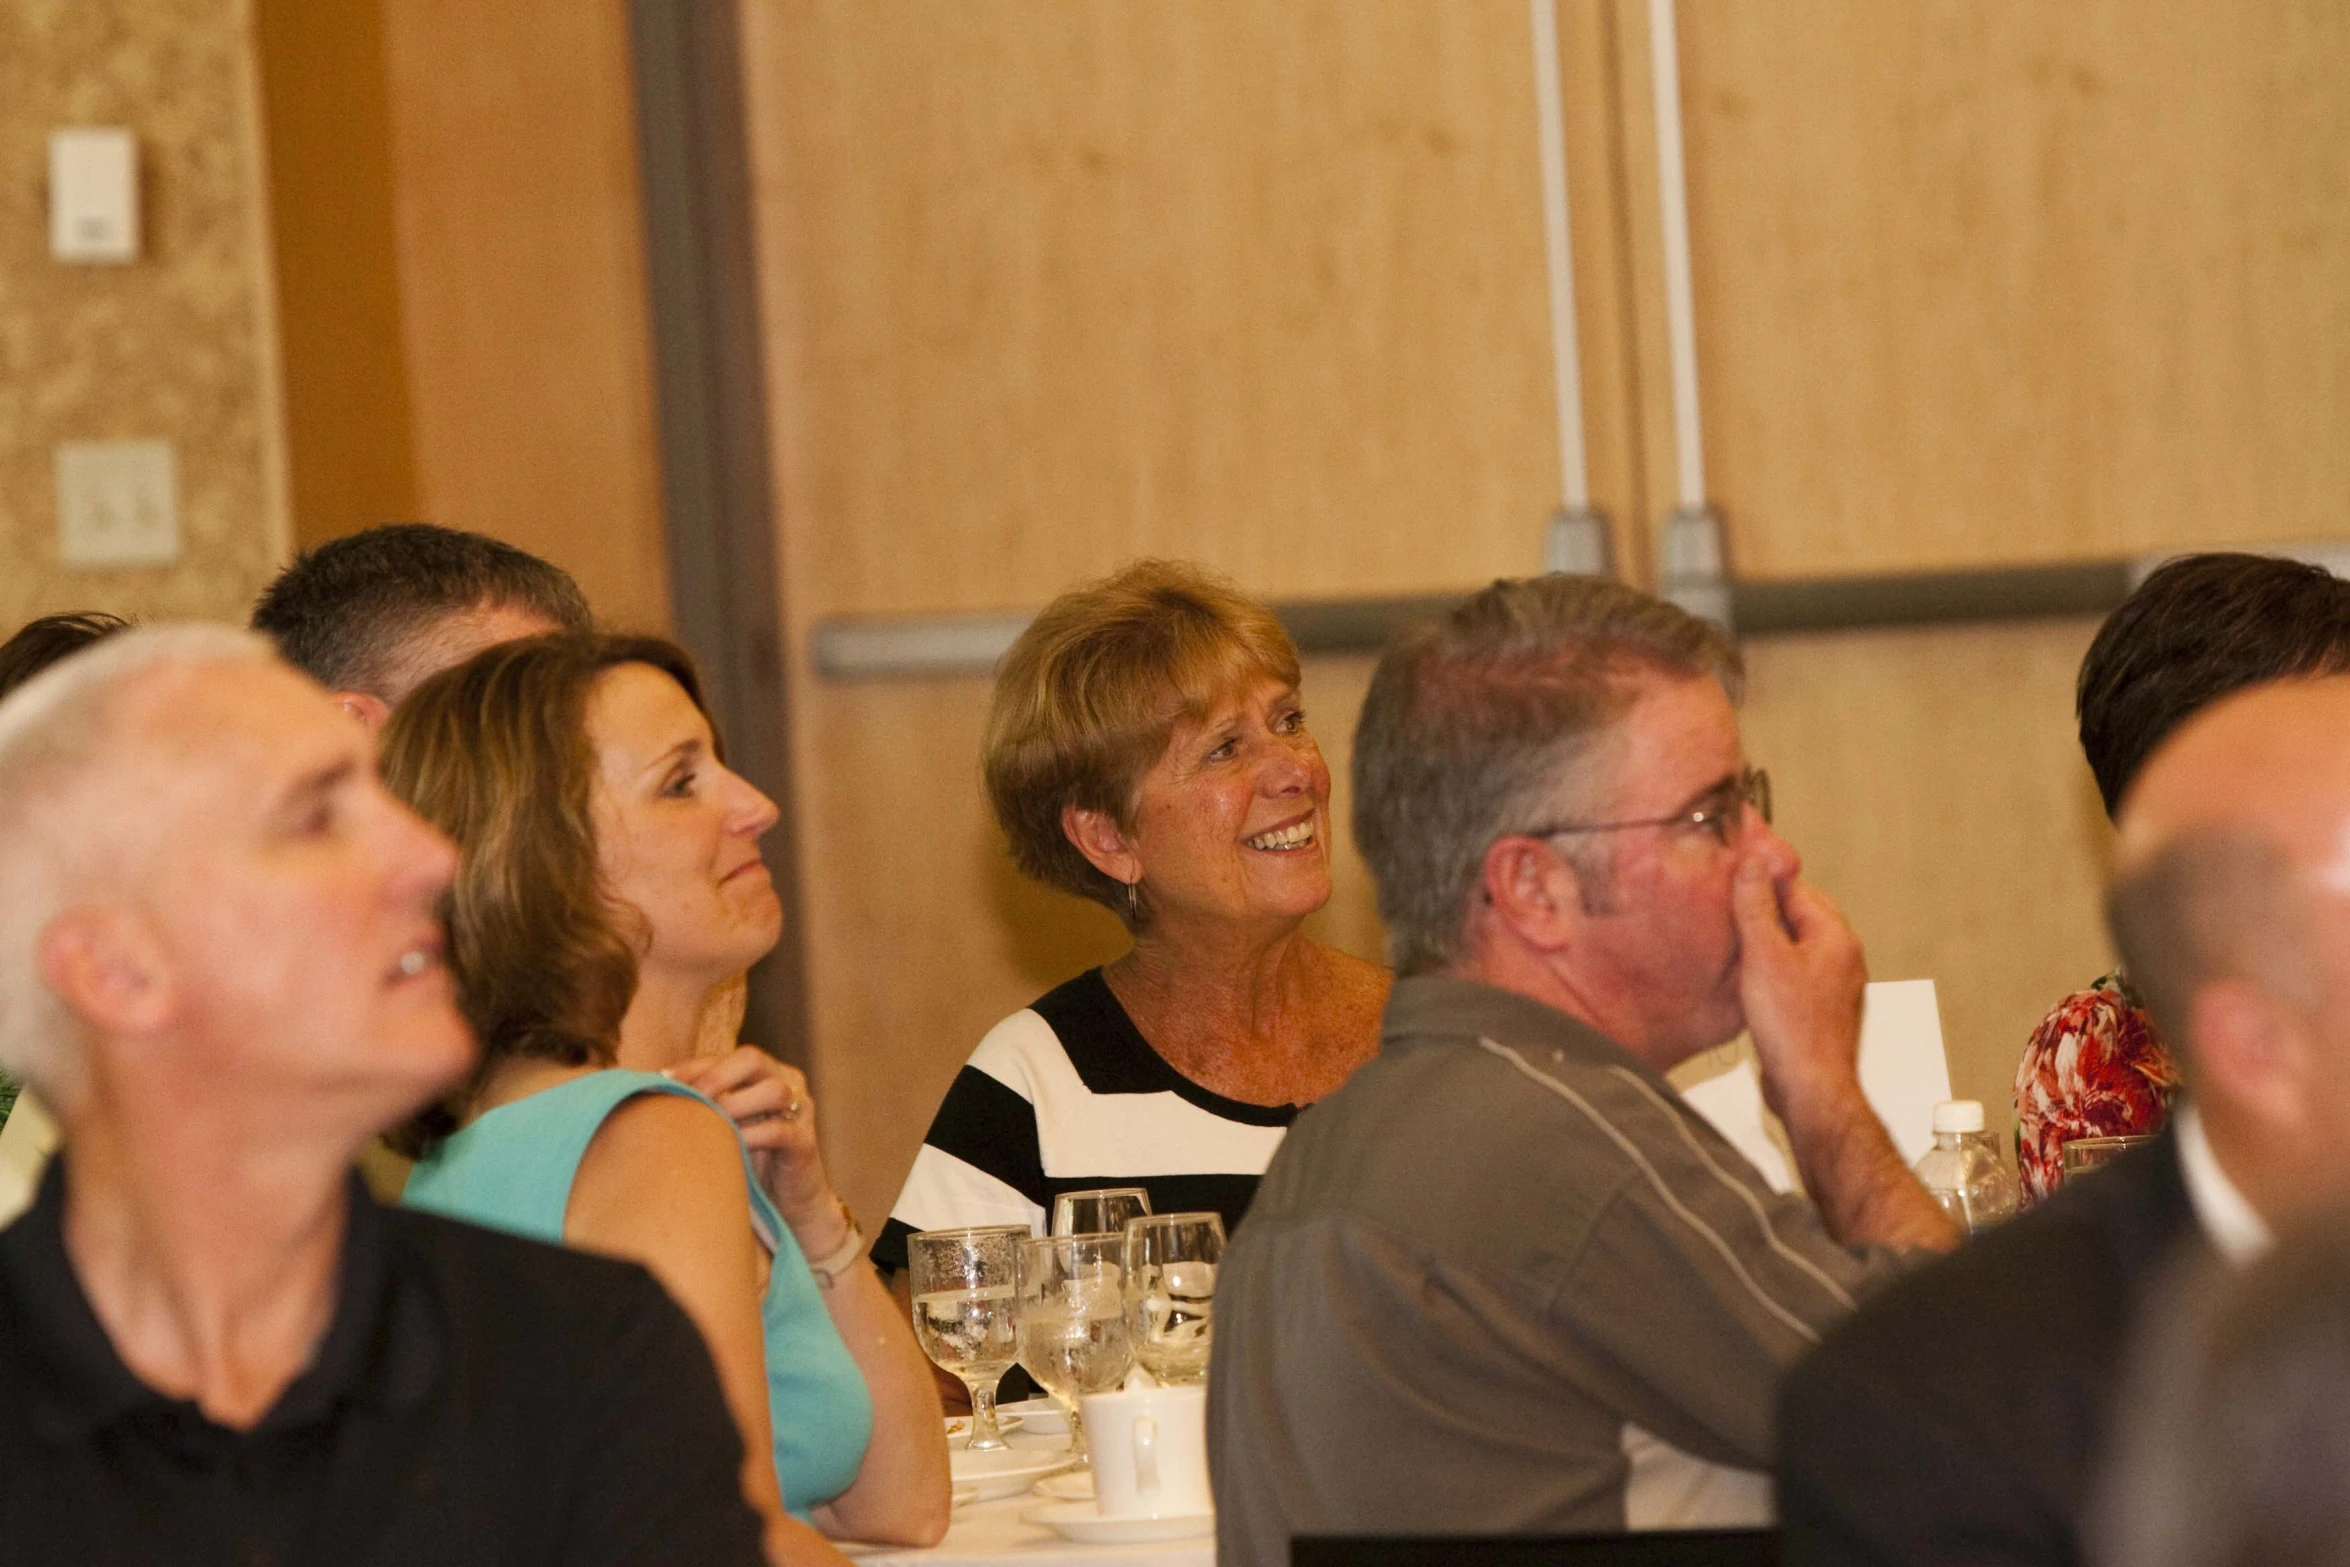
[1061,803,1141,889]
[2188,977,2309,1133]
[38,908,176,1039]
[332,690,391,733]
[1478,836,1587,955]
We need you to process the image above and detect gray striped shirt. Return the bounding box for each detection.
[1207,976,1918,1563]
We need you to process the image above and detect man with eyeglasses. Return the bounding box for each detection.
[1208,575,1956,1565]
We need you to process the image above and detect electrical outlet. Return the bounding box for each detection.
[55,440,179,568]
[49,128,140,263]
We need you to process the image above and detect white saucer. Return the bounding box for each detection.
[1025,1500,1215,1543]
[944,1412,1024,1444]
[951,1446,1073,1503]
[1032,1469,1094,1502]
[952,1485,980,1508]
[997,1396,1069,1434]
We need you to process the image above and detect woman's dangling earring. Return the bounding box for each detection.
[1125,877,1141,923]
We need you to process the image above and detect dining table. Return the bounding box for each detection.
[842,1427,1213,1567]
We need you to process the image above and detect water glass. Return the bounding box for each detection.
[1015,1232,1134,1465]
[907,1225,1028,1451]
[2060,1133,2156,1185]
[1053,1187,1151,1238]
[1123,1212,1224,1385]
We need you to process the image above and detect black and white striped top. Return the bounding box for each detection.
[872,969,1298,1275]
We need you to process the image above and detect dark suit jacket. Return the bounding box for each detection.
[1776,1134,2201,1567]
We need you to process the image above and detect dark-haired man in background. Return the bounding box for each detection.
[249,522,592,731]
[250,525,598,1195]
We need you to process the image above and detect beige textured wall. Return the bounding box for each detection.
[0,0,288,628]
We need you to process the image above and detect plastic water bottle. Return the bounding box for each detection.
[1914,1100,2020,1233]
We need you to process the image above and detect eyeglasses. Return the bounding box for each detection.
[1520,767,1771,848]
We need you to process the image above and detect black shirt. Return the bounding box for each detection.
[1776,1135,2200,1567]
[872,967,1300,1276]
[0,1157,764,1567]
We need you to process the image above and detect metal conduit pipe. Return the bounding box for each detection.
[807,544,2350,681]
[1530,0,1614,578]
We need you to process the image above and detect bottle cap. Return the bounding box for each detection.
[1932,1099,1986,1134]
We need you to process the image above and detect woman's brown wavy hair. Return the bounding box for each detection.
[378,632,715,1155]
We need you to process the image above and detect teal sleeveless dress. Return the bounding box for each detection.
[402,1070,874,1517]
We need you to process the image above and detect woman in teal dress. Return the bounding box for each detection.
[382,633,950,1562]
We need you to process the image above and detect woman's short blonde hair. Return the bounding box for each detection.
[985,560,1300,924]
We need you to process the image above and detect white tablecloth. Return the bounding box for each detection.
[843,1433,1212,1567]
[841,1491,1213,1567]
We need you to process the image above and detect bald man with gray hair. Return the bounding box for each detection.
[0,627,762,1566]
[0,627,279,1106]
[1781,674,2350,1567]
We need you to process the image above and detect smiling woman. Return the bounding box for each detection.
[873,561,1392,1304]
[378,633,950,1563]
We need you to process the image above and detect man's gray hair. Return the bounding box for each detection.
[2106,826,2316,1075]
[0,624,275,1103]
[1352,576,1742,975]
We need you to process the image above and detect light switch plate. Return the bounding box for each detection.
[49,128,140,263]
[56,440,179,568]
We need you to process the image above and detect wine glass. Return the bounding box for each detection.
[907,1225,1028,1452]
[1124,1211,1224,1385]
[1052,1187,1151,1237]
[2060,1133,2156,1185]
[1015,1232,1133,1466]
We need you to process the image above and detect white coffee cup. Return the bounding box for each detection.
[1078,1383,1211,1519]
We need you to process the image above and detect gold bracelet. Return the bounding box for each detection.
[804,1201,866,1289]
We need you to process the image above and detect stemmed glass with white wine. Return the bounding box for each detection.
[1014,1232,1133,1467]
[1124,1211,1225,1385]
[907,1225,1029,1452]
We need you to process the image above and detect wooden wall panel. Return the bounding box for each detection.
[746,0,1573,618]
[254,0,418,550]
[1668,0,2350,577]
[378,0,672,632]
[1738,620,2111,1146]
